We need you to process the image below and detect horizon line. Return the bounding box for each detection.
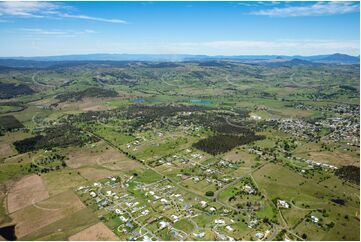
[1,52,360,59]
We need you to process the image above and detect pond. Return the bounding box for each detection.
[131,99,146,103]
[190,99,211,105]
[0,225,16,241]
[331,198,346,206]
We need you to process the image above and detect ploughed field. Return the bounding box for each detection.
[0,60,359,241]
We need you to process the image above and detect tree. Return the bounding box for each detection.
[205,191,214,196]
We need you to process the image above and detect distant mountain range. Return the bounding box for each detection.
[0,53,358,68]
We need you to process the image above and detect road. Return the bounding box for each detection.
[32,72,55,88]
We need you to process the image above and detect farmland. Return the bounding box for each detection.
[0,59,359,241]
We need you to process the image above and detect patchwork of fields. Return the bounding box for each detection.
[0,60,359,240]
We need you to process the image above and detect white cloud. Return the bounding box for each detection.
[0,1,126,23]
[0,2,57,17]
[60,13,127,24]
[250,1,359,17]
[18,28,98,37]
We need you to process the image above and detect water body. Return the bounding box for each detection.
[190,99,211,105]
[0,225,17,241]
[131,99,145,103]
[331,198,346,206]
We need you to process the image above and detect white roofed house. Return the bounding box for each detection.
[277,199,290,208]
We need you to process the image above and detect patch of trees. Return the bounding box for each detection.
[145,62,180,68]
[0,115,24,131]
[335,165,360,185]
[189,71,210,79]
[0,101,26,114]
[213,123,255,135]
[193,134,264,155]
[55,87,118,102]
[0,82,34,99]
[67,109,121,123]
[205,191,214,196]
[13,124,98,153]
[339,84,358,92]
[198,61,230,67]
[126,104,210,131]
[30,153,66,173]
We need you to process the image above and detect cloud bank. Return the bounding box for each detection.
[0,1,126,23]
[250,1,359,17]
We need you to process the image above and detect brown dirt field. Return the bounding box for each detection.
[42,169,86,196]
[0,143,15,158]
[66,141,142,172]
[3,153,27,164]
[7,175,49,213]
[68,222,118,241]
[66,142,129,168]
[57,98,112,112]
[223,149,257,166]
[11,190,85,239]
[77,167,121,181]
[307,151,359,167]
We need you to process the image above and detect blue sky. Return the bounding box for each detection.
[0,1,359,56]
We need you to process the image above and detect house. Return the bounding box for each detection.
[170,229,178,237]
[171,215,179,222]
[193,177,200,182]
[255,232,264,239]
[226,225,234,232]
[200,201,208,208]
[311,215,319,223]
[248,219,258,228]
[126,222,134,229]
[159,221,169,229]
[193,232,205,238]
[209,207,216,212]
[277,200,290,208]
[143,235,151,241]
[90,191,97,198]
[243,185,255,194]
[214,219,225,225]
[119,216,128,222]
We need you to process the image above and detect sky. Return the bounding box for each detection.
[0,1,359,57]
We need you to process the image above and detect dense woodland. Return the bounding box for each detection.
[13,124,98,153]
[55,87,118,102]
[193,134,264,155]
[0,115,24,131]
[0,82,34,99]
[335,166,360,185]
